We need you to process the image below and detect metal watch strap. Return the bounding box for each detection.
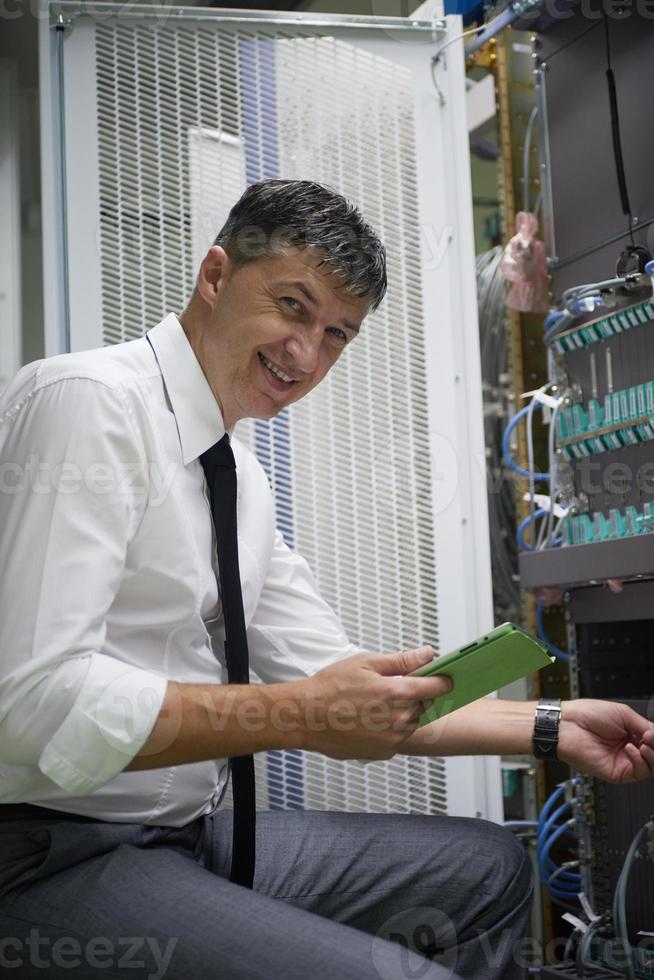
[533,697,561,762]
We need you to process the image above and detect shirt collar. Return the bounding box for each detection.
[146,313,226,465]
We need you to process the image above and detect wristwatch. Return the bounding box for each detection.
[533,698,561,761]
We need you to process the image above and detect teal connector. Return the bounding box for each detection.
[626,507,640,535]
[566,502,654,546]
[596,512,612,541]
[549,299,654,353]
[588,399,603,430]
[558,378,654,459]
[637,503,654,532]
[612,392,621,423]
[609,508,628,538]
[581,514,596,543]
[604,394,612,424]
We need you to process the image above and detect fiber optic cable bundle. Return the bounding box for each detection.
[477,247,521,623]
[502,389,566,555]
[536,781,581,909]
[543,270,654,352]
[575,818,654,980]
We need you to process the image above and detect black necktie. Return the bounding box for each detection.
[200,433,256,888]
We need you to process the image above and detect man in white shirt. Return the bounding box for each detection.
[1,179,653,980]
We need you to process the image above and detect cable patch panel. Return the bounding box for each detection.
[556,381,654,459]
[589,936,654,979]
[551,298,654,354]
[564,502,654,545]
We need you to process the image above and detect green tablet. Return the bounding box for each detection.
[411,622,554,726]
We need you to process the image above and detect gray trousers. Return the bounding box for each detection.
[0,809,533,980]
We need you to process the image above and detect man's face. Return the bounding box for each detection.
[200,247,370,428]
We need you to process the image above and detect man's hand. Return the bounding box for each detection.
[297,646,452,761]
[558,699,654,783]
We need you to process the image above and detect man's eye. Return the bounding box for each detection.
[282,297,301,312]
[327,327,347,343]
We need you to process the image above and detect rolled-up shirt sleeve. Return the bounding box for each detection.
[0,370,167,795]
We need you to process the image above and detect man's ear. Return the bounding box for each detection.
[196,245,232,310]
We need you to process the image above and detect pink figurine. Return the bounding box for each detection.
[500,211,549,313]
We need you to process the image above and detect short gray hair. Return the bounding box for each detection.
[213,179,387,311]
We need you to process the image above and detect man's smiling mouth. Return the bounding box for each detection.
[258,352,297,385]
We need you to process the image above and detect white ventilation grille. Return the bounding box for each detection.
[91,20,450,816]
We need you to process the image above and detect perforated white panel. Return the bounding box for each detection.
[273,36,438,652]
[43,6,500,821]
[231,32,443,814]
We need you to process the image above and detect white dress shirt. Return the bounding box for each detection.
[0,313,358,825]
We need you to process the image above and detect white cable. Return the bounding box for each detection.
[536,503,549,550]
[550,512,566,546]
[523,106,538,214]
[547,861,580,886]
[525,384,553,538]
[562,277,627,312]
[527,397,537,535]
[612,822,651,980]
[432,24,486,65]
[545,401,561,548]
[536,499,549,550]
[431,26,485,106]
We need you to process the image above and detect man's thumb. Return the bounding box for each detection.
[373,645,434,676]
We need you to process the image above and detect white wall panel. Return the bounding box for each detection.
[0,60,21,391]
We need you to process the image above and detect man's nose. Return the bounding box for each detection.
[284,329,321,375]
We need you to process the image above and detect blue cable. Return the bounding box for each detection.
[537,786,581,898]
[539,833,581,892]
[543,309,577,342]
[517,509,548,551]
[537,786,580,836]
[543,310,568,333]
[540,846,579,879]
[538,784,565,825]
[545,864,580,888]
[535,602,570,662]
[538,821,580,888]
[540,853,580,889]
[549,884,580,900]
[502,404,551,481]
[517,511,563,552]
[569,296,604,317]
[538,820,578,886]
[538,801,571,847]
